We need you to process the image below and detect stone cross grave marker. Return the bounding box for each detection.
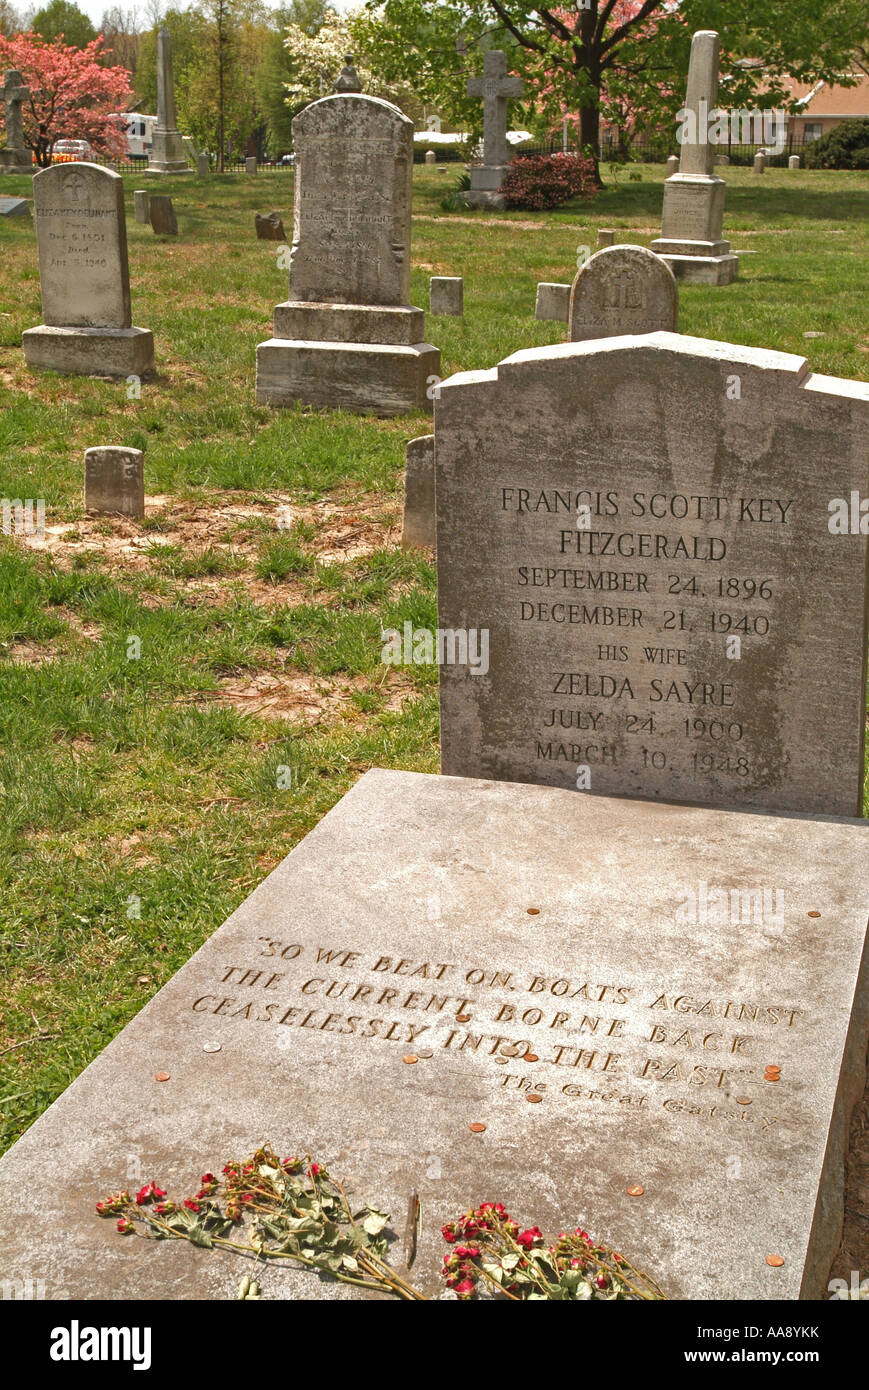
[0,69,31,172]
[465,50,524,208]
[434,332,869,817]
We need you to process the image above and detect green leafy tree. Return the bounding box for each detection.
[256,1,330,151]
[30,0,96,47]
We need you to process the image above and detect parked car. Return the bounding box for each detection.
[52,139,93,163]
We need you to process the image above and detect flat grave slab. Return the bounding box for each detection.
[0,769,866,1301]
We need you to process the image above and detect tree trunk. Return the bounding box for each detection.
[580,101,602,186]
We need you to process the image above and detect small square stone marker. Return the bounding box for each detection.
[133,189,150,224]
[246,156,257,175]
[197,152,209,176]
[534,281,571,322]
[430,276,463,316]
[84,446,145,517]
[597,229,615,247]
[402,433,435,549]
[788,155,800,170]
[0,768,866,1301]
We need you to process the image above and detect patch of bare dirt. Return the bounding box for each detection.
[181,669,417,726]
[0,638,56,666]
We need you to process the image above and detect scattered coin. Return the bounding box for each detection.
[202,1043,221,1054]
[493,1057,509,1065]
[807,911,821,918]
[456,1013,471,1022]
[469,1122,486,1133]
[154,1072,170,1082]
[527,1093,543,1104]
[500,1042,522,1057]
[416,1048,433,1058]
[765,1254,784,1267]
[735,1096,752,1105]
[524,1052,539,1063]
[526,907,540,916]
[403,1054,418,1064]
[626,1185,644,1197]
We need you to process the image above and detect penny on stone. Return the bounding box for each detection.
[524,1052,539,1062]
[403,1054,418,1064]
[500,1043,522,1056]
[526,907,540,915]
[735,1096,752,1105]
[202,1043,221,1053]
[415,1048,433,1058]
[456,1013,471,1022]
[469,1122,486,1133]
[527,1094,543,1103]
[807,911,821,918]
[626,1185,645,1196]
[154,1072,170,1082]
[765,1255,784,1267]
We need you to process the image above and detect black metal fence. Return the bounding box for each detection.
[102,135,819,175]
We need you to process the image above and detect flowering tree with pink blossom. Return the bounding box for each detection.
[0,32,132,166]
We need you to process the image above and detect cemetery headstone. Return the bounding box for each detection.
[256,89,439,415]
[246,157,257,176]
[133,189,150,224]
[0,766,867,1303]
[425,149,436,165]
[0,69,31,173]
[666,154,679,176]
[149,193,178,236]
[197,152,209,176]
[788,155,800,170]
[0,195,29,217]
[464,51,524,209]
[255,210,286,241]
[597,229,616,247]
[84,446,145,517]
[534,281,570,323]
[568,245,678,343]
[430,276,463,316]
[434,330,869,818]
[714,153,730,165]
[23,163,154,377]
[146,29,192,175]
[650,31,738,285]
[402,433,435,549]
[753,152,766,174]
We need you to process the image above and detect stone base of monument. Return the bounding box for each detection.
[145,131,193,176]
[651,250,739,286]
[0,150,32,174]
[256,336,440,416]
[23,325,155,377]
[463,163,510,210]
[145,161,193,175]
[273,301,426,347]
[0,768,866,1301]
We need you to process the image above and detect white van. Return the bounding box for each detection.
[122,113,157,160]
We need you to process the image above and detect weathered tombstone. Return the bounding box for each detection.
[597,229,615,247]
[0,195,29,217]
[22,163,154,377]
[133,189,150,224]
[788,154,800,170]
[197,152,209,176]
[666,154,679,176]
[425,149,436,165]
[255,210,286,241]
[256,89,439,415]
[434,331,869,818]
[568,246,678,343]
[650,32,738,285]
[753,152,766,174]
[402,433,435,549]
[146,29,192,175]
[430,276,463,316]
[464,51,525,209]
[149,193,178,236]
[534,281,571,322]
[84,446,145,518]
[714,152,730,165]
[0,764,867,1303]
[0,69,31,173]
[246,156,258,176]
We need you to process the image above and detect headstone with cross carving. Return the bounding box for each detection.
[0,69,32,173]
[23,162,154,377]
[464,50,524,209]
[650,31,738,285]
[146,28,192,175]
[568,245,678,342]
[256,88,439,415]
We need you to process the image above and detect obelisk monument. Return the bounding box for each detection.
[147,28,192,175]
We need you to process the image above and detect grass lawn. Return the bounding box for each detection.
[0,161,868,1169]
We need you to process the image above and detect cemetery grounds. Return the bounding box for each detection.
[0,159,867,1277]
